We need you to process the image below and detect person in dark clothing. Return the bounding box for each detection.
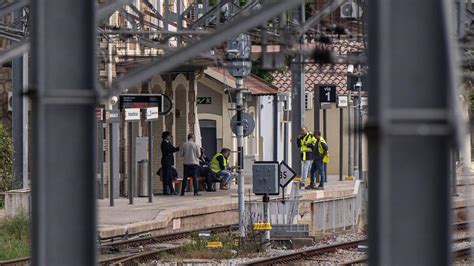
[161,131,179,195]
[199,148,219,192]
[308,130,329,190]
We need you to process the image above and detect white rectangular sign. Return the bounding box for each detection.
[146,107,159,120]
[337,95,348,107]
[124,108,141,121]
[361,96,368,107]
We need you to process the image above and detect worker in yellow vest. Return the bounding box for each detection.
[307,130,329,190]
[210,148,236,190]
[297,126,316,188]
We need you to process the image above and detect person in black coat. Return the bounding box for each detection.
[161,131,179,195]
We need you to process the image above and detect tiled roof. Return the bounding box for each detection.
[206,67,279,95]
[272,40,365,94]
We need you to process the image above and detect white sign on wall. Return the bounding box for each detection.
[361,96,368,107]
[337,95,348,107]
[124,108,141,121]
[146,107,159,121]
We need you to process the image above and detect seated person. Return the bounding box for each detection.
[209,148,237,190]
[156,166,178,181]
[199,148,221,192]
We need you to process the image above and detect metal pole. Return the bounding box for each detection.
[148,121,153,203]
[263,194,270,242]
[236,78,245,238]
[31,0,96,263]
[283,98,288,163]
[368,0,452,264]
[128,121,134,204]
[358,90,363,180]
[347,92,352,177]
[353,96,358,176]
[12,8,23,189]
[290,59,304,176]
[339,107,343,181]
[452,148,457,195]
[98,118,104,199]
[323,109,327,138]
[22,52,29,188]
[273,95,279,161]
[109,122,115,207]
[12,50,23,189]
[314,86,320,132]
[291,2,305,179]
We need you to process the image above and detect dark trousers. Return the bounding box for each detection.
[181,164,199,194]
[162,164,175,194]
[310,159,326,185]
[200,166,213,190]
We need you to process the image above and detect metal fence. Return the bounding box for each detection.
[244,183,300,226]
[312,180,367,234]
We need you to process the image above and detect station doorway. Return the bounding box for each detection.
[199,119,217,158]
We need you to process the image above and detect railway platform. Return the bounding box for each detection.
[97,175,356,240]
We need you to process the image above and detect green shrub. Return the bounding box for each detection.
[0,122,13,208]
[0,214,30,260]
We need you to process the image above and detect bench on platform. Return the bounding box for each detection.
[159,174,220,193]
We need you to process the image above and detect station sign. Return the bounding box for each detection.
[119,94,174,115]
[104,109,120,123]
[124,108,141,121]
[145,107,159,121]
[120,94,163,109]
[318,85,337,103]
[197,96,212,104]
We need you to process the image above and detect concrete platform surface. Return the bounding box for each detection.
[97,176,356,239]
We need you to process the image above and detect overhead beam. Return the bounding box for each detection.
[97,0,134,21]
[0,40,29,65]
[0,0,29,19]
[112,0,305,95]
[298,0,347,35]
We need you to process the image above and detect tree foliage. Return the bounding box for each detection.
[251,62,275,84]
[0,122,13,195]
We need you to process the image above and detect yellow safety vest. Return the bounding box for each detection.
[210,153,228,173]
[318,137,330,164]
[300,133,316,161]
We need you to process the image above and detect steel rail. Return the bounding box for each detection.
[0,224,237,266]
[100,224,238,250]
[339,239,474,265]
[247,239,366,266]
[113,246,179,265]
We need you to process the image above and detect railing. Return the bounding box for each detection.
[311,180,367,234]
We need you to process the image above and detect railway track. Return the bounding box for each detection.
[338,237,473,265]
[0,224,237,266]
[247,223,474,266]
[1,221,472,266]
[246,239,366,266]
[99,246,181,266]
[101,223,237,251]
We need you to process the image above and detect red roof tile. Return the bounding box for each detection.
[272,40,365,95]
